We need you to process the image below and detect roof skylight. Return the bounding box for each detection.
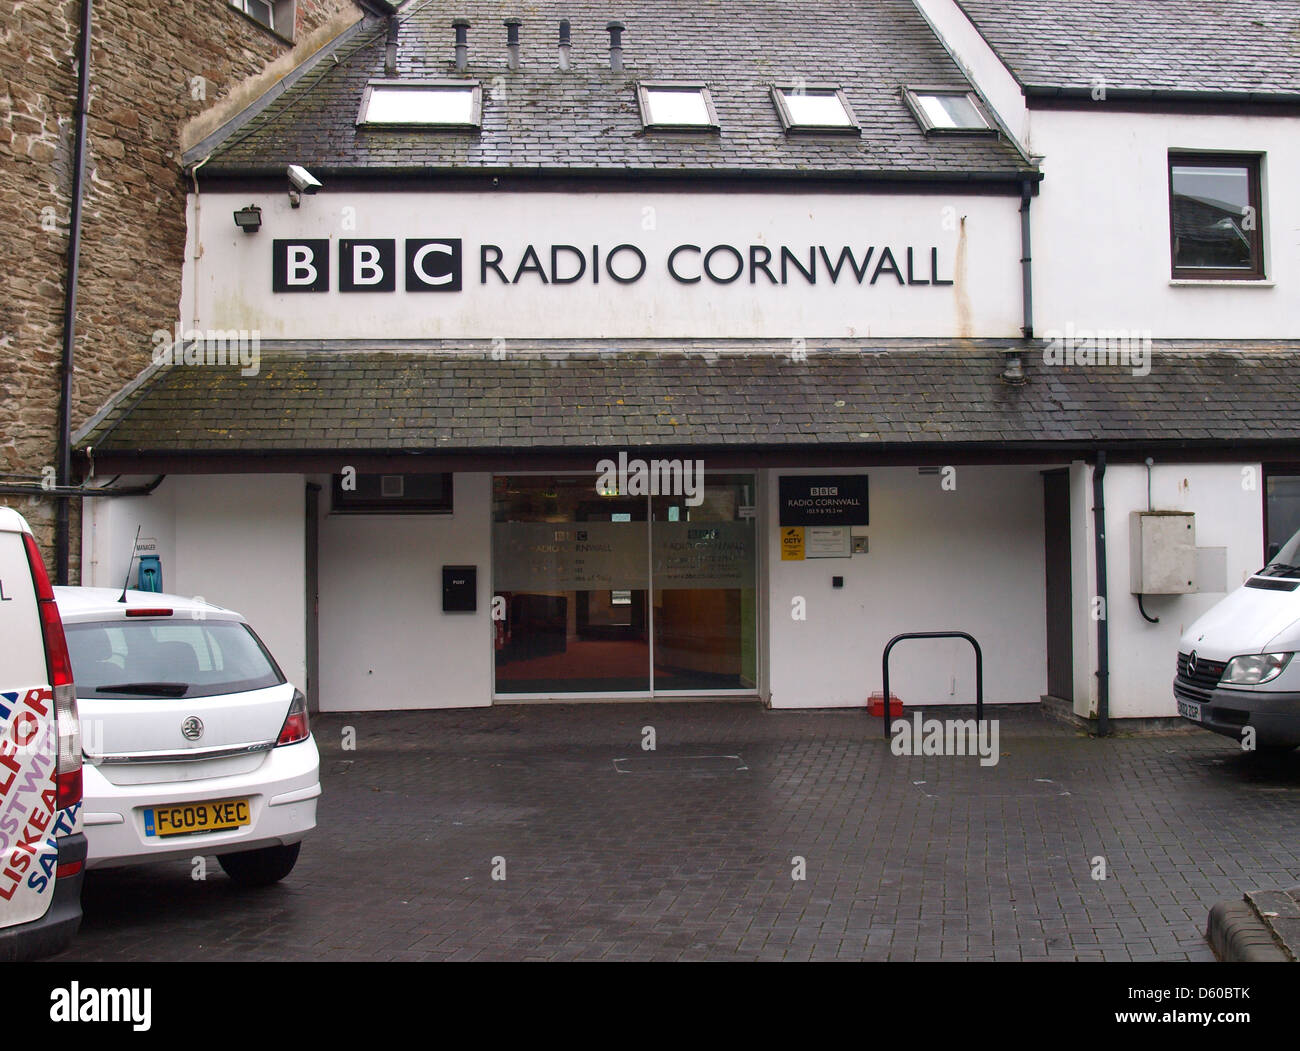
[358,80,482,128]
[904,89,993,132]
[637,84,719,130]
[771,85,860,133]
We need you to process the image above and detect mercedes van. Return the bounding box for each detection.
[1175,526,1300,750]
[0,508,85,961]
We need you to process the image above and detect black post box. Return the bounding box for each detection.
[442,565,477,612]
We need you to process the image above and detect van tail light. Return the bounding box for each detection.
[276,689,310,746]
[54,683,82,808]
[22,532,82,808]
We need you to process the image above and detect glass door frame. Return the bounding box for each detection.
[489,469,763,701]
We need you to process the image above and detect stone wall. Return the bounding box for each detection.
[0,0,361,575]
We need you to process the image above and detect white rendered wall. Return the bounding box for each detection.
[80,475,308,692]
[1069,462,1264,719]
[766,466,1049,710]
[81,477,177,593]
[1069,460,1097,716]
[1070,462,1265,720]
[170,476,306,691]
[1028,110,1297,339]
[316,472,492,711]
[184,190,1025,341]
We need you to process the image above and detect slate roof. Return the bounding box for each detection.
[958,0,1300,99]
[197,0,1034,179]
[75,340,1300,455]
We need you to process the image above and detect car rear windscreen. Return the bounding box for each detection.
[64,619,285,699]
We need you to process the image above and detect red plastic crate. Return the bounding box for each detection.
[867,692,904,717]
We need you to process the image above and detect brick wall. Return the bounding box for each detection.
[0,0,360,575]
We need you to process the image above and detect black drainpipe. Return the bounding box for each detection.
[1019,178,1034,340]
[1093,451,1110,736]
[55,0,94,585]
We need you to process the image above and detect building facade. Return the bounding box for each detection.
[70,0,1300,724]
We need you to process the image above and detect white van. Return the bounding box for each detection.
[0,508,85,960]
[1175,526,1300,750]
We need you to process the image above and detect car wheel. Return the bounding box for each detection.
[217,843,301,887]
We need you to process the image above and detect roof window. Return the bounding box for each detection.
[771,85,859,132]
[358,81,482,128]
[637,83,720,130]
[904,89,994,132]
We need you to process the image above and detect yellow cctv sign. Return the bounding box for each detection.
[780,526,805,561]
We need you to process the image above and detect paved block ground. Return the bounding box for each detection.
[53,703,1300,961]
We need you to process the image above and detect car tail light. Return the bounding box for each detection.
[55,860,83,879]
[125,608,173,617]
[22,532,82,808]
[276,689,310,746]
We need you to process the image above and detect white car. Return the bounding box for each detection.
[54,587,320,885]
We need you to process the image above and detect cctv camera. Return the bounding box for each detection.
[287,165,321,194]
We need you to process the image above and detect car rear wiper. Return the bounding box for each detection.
[94,682,190,697]
[1258,562,1300,578]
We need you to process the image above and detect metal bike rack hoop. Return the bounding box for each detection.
[880,632,984,739]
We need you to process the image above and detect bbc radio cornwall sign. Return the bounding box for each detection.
[273,237,953,293]
[202,191,1023,339]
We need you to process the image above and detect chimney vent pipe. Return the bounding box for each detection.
[606,21,625,72]
[559,19,571,71]
[505,18,522,71]
[453,18,470,72]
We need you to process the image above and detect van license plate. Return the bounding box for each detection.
[1177,700,1202,721]
[144,798,250,838]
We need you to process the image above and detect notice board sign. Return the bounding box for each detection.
[779,475,869,527]
[806,526,851,558]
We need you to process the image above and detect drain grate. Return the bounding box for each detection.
[613,754,748,776]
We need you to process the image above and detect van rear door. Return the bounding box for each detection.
[0,515,69,931]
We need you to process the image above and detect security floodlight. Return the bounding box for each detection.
[233,204,262,233]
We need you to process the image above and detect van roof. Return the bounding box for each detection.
[0,506,33,534]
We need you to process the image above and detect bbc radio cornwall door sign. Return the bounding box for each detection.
[779,475,869,527]
[198,191,1022,339]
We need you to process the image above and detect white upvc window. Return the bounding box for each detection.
[229,0,294,38]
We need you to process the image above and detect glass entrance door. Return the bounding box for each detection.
[493,476,650,693]
[651,474,758,692]
[492,473,757,696]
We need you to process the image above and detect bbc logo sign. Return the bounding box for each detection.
[272,239,462,293]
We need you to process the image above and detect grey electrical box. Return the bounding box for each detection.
[1129,511,1196,594]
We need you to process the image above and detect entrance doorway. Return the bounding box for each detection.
[492,474,758,696]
